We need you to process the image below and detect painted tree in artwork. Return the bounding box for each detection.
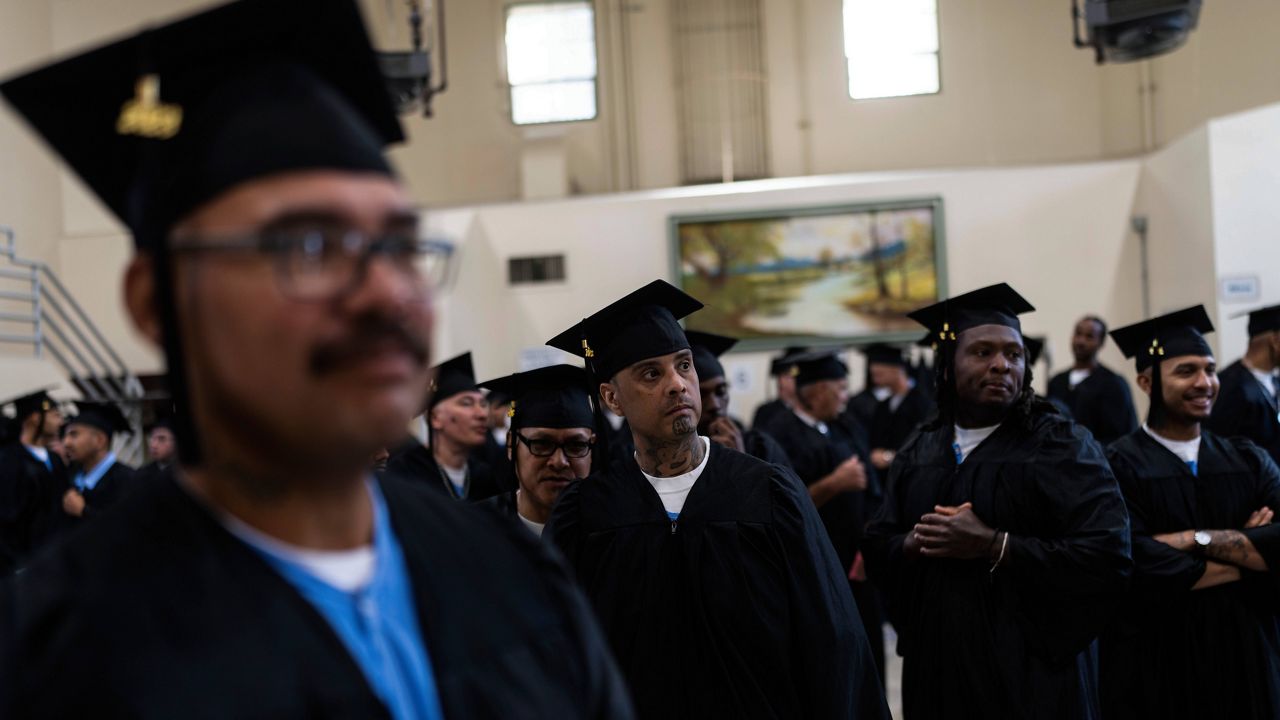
[680,220,781,287]
[869,212,890,300]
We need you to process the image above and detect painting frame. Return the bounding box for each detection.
[668,197,948,352]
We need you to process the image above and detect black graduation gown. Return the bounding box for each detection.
[750,398,789,432]
[1099,430,1280,719]
[846,389,879,431]
[762,410,880,573]
[546,443,889,720]
[0,444,66,575]
[385,442,500,502]
[868,385,933,456]
[0,472,633,719]
[726,417,793,469]
[1209,360,1280,466]
[863,407,1132,720]
[1046,364,1138,446]
[473,431,514,493]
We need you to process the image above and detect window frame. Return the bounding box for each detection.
[842,0,943,102]
[503,0,601,126]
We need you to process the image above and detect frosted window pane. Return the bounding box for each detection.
[512,80,597,125]
[844,0,939,100]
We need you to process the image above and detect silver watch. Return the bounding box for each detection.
[1193,530,1212,551]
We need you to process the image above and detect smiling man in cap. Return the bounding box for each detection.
[0,1,630,717]
[544,279,888,720]
[864,283,1131,719]
[1100,305,1280,719]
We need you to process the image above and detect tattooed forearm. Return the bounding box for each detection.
[1204,530,1269,572]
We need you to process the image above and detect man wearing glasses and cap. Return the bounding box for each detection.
[1100,306,1280,719]
[545,280,889,720]
[0,388,67,575]
[864,283,1131,720]
[480,364,597,537]
[0,1,630,717]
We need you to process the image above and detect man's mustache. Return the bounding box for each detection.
[309,316,429,376]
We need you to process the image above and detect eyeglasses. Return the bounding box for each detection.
[170,218,455,301]
[514,433,594,459]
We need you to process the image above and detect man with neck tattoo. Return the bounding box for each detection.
[1208,302,1280,466]
[0,388,67,575]
[480,365,595,538]
[864,283,1131,720]
[545,280,888,720]
[0,1,631,716]
[1100,306,1280,719]
[387,352,500,502]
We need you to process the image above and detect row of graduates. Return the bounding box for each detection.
[0,0,1275,716]
[0,399,176,575]
[387,277,1280,719]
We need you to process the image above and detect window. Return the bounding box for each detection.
[504,2,598,125]
[843,0,940,100]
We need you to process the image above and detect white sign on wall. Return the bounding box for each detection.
[1220,275,1261,303]
[725,361,756,396]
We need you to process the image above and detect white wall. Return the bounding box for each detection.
[1207,102,1280,362]
[428,159,1143,417]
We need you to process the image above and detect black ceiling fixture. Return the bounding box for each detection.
[1072,0,1203,64]
[377,0,448,116]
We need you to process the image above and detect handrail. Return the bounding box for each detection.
[0,225,148,464]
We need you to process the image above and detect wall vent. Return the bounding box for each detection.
[508,254,567,285]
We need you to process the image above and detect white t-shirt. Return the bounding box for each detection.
[953,424,999,464]
[872,387,893,402]
[515,490,545,537]
[440,463,467,495]
[1068,368,1092,389]
[1142,424,1201,467]
[220,505,376,593]
[638,436,712,519]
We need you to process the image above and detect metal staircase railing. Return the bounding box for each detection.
[0,226,147,465]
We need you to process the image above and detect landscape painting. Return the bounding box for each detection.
[672,199,946,348]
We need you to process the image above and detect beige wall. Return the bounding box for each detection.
[1100,0,1280,157]
[426,159,1143,417]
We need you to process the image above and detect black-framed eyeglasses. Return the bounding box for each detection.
[170,218,456,301]
[514,433,594,459]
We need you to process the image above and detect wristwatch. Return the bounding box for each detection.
[1193,530,1212,552]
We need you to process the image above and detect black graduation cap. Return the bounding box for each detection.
[861,343,907,368]
[546,280,704,382]
[1110,305,1216,373]
[3,388,57,420]
[907,283,1036,342]
[480,365,594,432]
[769,346,809,377]
[0,0,401,249]
[1023,336,1046,366]
[1233,303,1280,338]
[790,350,849,388]
[69,402,132,438]
[428,352,478,411]
[685,330,738,383]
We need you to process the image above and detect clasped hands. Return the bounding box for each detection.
[904,502,999,560]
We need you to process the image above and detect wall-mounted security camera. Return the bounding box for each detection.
[1072,0,1203,64]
